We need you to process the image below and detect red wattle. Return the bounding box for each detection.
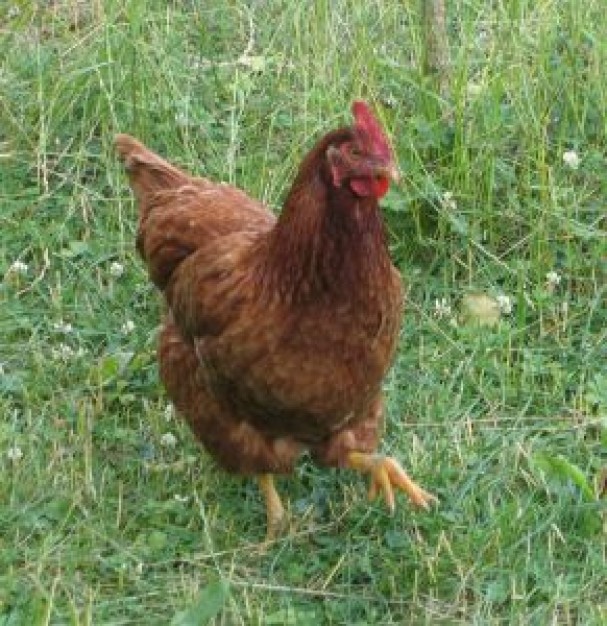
[350,176,390,199]
[373,177,390,198]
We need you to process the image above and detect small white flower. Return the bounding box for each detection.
[53,320,73,334]
[495,294,513,315]
[51,343,85,360]
[477,28,489,44]
[466,82,483,98]
[135,562,144,575]
[164,404,174,422]
[545,271,561,289]
[175,112,189,127]
[562,150,580,169]
[160,432,177,448]
[440,191,457,211]
[110,262,125,278]
[52,343,74,359]
[8,260,28,275]
[121,320,136,335]
[173,494,189,503]
[7,446,23,462]
[434,297,452,319]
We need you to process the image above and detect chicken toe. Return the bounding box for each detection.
[257,474,286,540]
[346,452,437,512]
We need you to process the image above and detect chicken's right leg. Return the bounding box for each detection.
[257,474,286,540]
[346,452,437,511]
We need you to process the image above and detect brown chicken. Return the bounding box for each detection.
[116,101,436,538]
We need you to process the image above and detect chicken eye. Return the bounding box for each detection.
[349,146,363,159]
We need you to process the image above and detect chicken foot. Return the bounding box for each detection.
[257,474,286,540]
[346,452,437,512]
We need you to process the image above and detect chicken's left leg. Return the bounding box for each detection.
[257,474,286,540]
[346,452,437,512]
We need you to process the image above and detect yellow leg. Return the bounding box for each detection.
[257,474,286,540]
[346,452,438,512]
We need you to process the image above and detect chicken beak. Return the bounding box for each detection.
[388,163,401,184]
[376,163,401,184]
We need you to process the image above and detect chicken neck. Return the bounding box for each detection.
[263,166,392,302]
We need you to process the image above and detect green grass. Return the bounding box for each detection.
[1,0,606,623]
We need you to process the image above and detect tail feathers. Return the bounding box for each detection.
[115,134,190,200]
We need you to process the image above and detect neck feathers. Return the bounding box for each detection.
[263,133,391,301]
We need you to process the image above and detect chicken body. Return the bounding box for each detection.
[116,102,435,537]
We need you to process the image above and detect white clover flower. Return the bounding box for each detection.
[440,191,457,211]
[121,320,136,335]
[175,112,189,127]
[52,343,75,360]
[164,404,174,422]
[466,82,483,98]
[51,343,85,360]
[546,271,561,289]
[8,260,28,275]
[495,294,513,315]
[160,432,177,448]
[434,297,452,319]
[562,150,580,170]
[7,446,23,462]
[110,262,125,278]
[53,320,73,334]
[477,28,489,44]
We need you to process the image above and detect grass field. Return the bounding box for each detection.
[1,1,606,623]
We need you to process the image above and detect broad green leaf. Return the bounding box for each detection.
[59,240,90,258]
[265,607,317,625]
[170,578,229,626]
[147,530,167,551]
[533,452,595,501]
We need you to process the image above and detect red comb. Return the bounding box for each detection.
[351,100,392,160]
